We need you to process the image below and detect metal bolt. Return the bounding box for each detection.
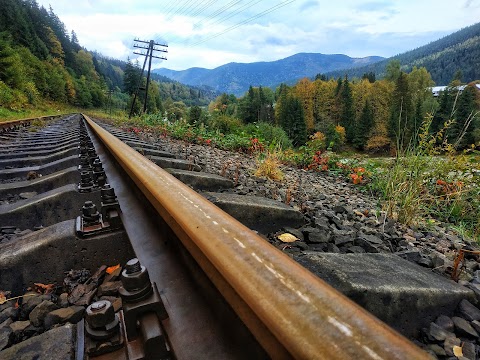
[80,171,93,181]
[126,258,142,274]
[93,159,103,171]
[82,201,100,223]
[91,302,106,311]
[86,300,115,329]
[101,185,117,203]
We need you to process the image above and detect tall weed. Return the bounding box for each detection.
[373,113,479,240]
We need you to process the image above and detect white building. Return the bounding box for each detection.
[431,84,480,97]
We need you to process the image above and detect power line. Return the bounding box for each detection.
[136,1,296,54]
[187,0,296,47]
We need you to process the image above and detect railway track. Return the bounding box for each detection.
[0,113,445,359]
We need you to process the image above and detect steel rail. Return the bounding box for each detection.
[84,114,430,360]
[0,114,64,131]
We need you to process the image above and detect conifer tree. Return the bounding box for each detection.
[450,85,477,147]
[278,94,307,146]
[340,76,355,143]
[388,72,413,147]
[123,58,141,95]
[353,101,374,149]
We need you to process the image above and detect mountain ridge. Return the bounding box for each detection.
[325,22,480,84]
[154,53,384,96]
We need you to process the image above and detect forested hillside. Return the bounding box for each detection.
[195,61,479,153]
[326,22,480,84]
[0,0,217,114]
[154,53,384,96]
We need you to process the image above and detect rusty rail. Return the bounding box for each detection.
[0,114,64,131]
[83,114,430,360]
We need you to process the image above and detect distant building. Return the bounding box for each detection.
[431,84,480,97]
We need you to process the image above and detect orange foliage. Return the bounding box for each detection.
[34,283,55,294]
[106,264,121,275]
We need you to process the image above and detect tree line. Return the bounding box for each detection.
[204,61,479,151]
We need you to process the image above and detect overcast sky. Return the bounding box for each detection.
[36,0,480,70]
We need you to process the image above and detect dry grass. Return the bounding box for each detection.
[255,150,284,181]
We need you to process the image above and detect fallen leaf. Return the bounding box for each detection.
[0,292,6,305]
[106,264,120,275]
[453,345,463,357]
[34,283,55,294]
[277,233,298,243]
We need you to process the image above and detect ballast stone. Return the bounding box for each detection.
[148,155,201,171]
[166,168,234,191]
[0,323,76,359]
[294,252,474,337]
[204,192,304,234]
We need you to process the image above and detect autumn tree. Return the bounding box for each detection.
[294,78,315,131]
[312,79,338,133]
[404,66,435,137]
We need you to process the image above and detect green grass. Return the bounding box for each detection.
[0,102,78,122]
[363,116,480,241]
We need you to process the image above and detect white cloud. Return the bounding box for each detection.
[36,0,480,70]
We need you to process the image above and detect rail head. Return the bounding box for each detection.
[0,114,67,131]
[83,114,431,360]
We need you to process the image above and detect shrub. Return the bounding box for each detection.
[243,122,292,149]
[326,125,346,151]
[255,150,284,181]
[219,133,251,151]
[365,135,392,153]
[208,114,242,133]
[371,114,480,240]
[0,81,27,110]
[306,131,326,152]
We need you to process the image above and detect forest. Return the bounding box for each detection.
[202,61,480,152]
[0,0,216,116]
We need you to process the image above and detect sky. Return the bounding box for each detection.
[36,0,480,71]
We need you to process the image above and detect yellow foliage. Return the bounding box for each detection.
[255,151,284,181]
[335,125,346,143]
[294,78,315,131]
[311,131,326,141]
[365,135,391,152]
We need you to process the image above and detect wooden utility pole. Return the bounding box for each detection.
[129,39,168,118]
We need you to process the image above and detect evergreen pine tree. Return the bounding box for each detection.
[450,85,477,147]
[353,101,374,150]
[388,72,413,147]
[340,77,355,143]
[123,58,140,95]
[432,88,454,134]
[278,94,307,146]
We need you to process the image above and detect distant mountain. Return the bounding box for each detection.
[326,22,480,84]
[153,53,384,96]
